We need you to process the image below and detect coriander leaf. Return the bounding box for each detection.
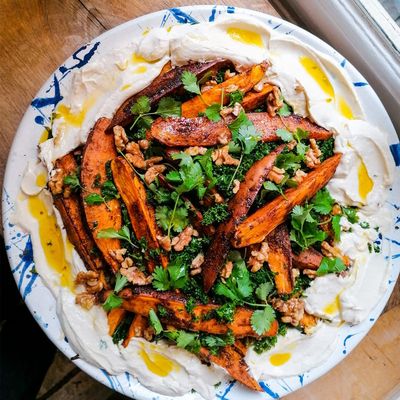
[181,71,201,95]
[156,97,181,118]
[228,90,244,106]
[263,181,284,197]
[205,103,222,122]
[332,215,341,242]
[131,96,151,114]
[152,266,170,291]
[343,207,359,224]
[276,153,303,173]
[97,226,130,242]
[312,188,334,215]
[202,204,230,226]
[238,124,261,154]
[103,292,123,311]
[84,193,104,205]
[114,272,128,293]
[360,221,370,229]
[255,282,274,302]
[165,170,182,183]
[276,128,293,142]
[316,257,346,276]
[293,128,309,142]
[277,101,292,117]
[149,309,163,335]
[250,305,275,335]
[63,174,81,191]
[137,115,154,129]
[228,111,252,138]
[101,180,119,201]
[197,149,215,185]
[176,331,198,349]
[296,142,308,157]
[155,205,189,233]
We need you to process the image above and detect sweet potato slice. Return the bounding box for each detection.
[299,312,318,330]
[199,345,262,392]
[118,287,278,338]
[248,113,332,142]
[241,85,275,111]
[81,117,122,272]
[266,224,293,294]
[292,247,323,270]
[122,314,149,348]
[109,60,231,130]
[108,308,127,336]
[149,113,331,148]
[53,153,104,271]
[233,153,342,248]
[111,157,168,271]
[149,116,230,147]
[202,145,285,292]
[181,64,267,118]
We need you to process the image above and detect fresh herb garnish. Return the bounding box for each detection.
[250,305,276,335]
[63,173,81,191]
[205,103,222,122]
[202,204,230,226]
[316,257,346,276]
[97,226,136,248]
[103,292,123,312]
[181,71,201,95]
[149,309,163,335]
[152,261,188,291]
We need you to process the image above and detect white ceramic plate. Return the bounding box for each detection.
[3,5,400,399]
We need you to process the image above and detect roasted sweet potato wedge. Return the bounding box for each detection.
[292,247,323,270]
[111,157,168,271]
[109,60,231,130]
[81,117,122,272]
[182,64,267,118]
[108,308,127,336]
[266,224,293,294]
[248,113,331,142]
[241,85,275,111]
[199,345,262,392]
[233,153,342,248]
[202,145,285,292]
[299,312,318,331]
[149,113,331,147]
[122,314,149,348]
[53,153,104,271]
[118,287,278,338]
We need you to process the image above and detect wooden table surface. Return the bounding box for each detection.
[1,1,399,399]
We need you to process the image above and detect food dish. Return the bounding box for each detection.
[3,6,400,395]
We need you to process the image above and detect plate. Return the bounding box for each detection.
[2,5,400,399]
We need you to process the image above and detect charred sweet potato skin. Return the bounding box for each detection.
[118,287,278,338]
[111,157,168,271]
[109,60,231,130]
[81,117,122,272]
[202,145,285,292]
[182,64,267,118]
[107,308,127,336]
[266,224,293,294]
[293,247,323,270]
[234,153,342,248]
[53,153,104,271]
[199,346,262,392]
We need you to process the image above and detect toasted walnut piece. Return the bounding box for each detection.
[267,86,283,117]
[201,80,217,93]
[231,102,243,117]
[248,241,269,273]
[120,265,152,285]
[191,253,204,276]
[75,292,97,310]
[138,139,150,150]
[253,77,269,93]
[287,140,297,151]
[75,270,99,285]
[232,179,241,194]
[293,169,307,184]
[267,166,285,184]
[48,168,64,195]
[184,146,208,156]
[292,268,300,285]
[212,145,240,166]
[171,226,198,252]
[224,69,236,80]
[63,185,72,199]
[321,241,351,266]
[310,139,322,158]
[225,84,239,93]
[144,164,166,185]
[332,204,342,216]
[113,125,129,152]
[217,131,230,145]
[126,141,143,157]
[220,107,234,119]
[305,140,322,169]
[272,298,305,327]
[143,327,155,341]
[121,256,134,269]
[125,152,147,169]
[157,235,171,252]
[214,192,224,204]
[303,269,318,279]
[220,260,233,281]
[145,156,163,169]
[109,248,127,263]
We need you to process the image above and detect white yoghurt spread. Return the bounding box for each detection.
[14,14,396,399]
